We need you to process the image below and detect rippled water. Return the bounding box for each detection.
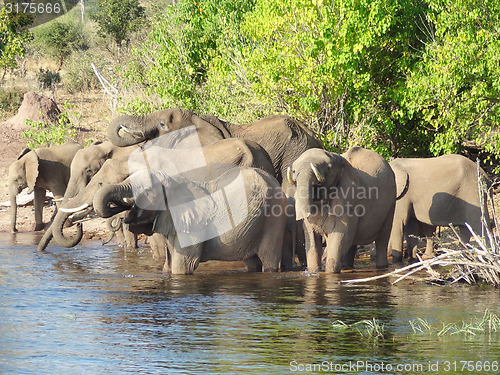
[1,233,499,374]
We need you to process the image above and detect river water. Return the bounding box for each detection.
[0,233,499,374]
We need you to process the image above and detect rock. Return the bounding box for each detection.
[1,92,61,131]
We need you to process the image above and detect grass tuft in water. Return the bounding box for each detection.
[409,309,500,336]
[332,318,386,339]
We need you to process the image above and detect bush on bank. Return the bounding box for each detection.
[121,0,500,170]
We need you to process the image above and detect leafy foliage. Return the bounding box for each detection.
[0,8,33,75]
[33,21,88,68]
[405,0,500,169]
[91,0,145,46]
[0,87,25,117]
[121,0,500,168]
[36,68,61,89]
[21,102,77,148]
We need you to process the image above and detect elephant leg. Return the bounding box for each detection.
[390,221,404,263]
[171,246,201,275]
[33,186,46,231]
[122,223,138,249]
[162,237,173,273]
[405,217,419,261]
[324,232,349,274]
[149,233,166,260]
[244,255,263,272]
[295,219,307,269]
[458,225,471,244]
[421,223,436,258]
[303,220,322,272]
[374,213,392,269]
[342,245,357,269]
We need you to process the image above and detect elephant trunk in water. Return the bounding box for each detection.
[106,114,158,147]
[9,191,18,233]
[94,181,134,218]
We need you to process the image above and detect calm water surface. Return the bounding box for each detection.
[0,233,499,374]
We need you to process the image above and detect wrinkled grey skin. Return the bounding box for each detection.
[389,154,491,262]
[289,147,396,273]
[283,196,306,271]
[94,167,288,275]
[106,108,321,195]
[37,141,140,251]
[8,141,82,232]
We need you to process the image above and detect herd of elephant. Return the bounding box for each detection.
[8,108,492,274]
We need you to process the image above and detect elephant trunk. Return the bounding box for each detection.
[94,181,134,218]
[107,114,158,147]
[52,210,84,248]
[9,191,17,233]
[37,227,53,251]
[295,171,315,221]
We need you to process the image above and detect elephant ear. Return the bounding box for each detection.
[17,148,31,160]
[169,181,216,234]
[24,151,39,192]
[392,163,409,200]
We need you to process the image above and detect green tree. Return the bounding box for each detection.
[123,0,255,112]
[239,0,431,155]
[0,8,33,78]
[91,0,145,47]
[33,21,88,68]
[406,0,500,169]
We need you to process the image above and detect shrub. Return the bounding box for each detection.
[21,101,77,148]
[33,21,88,68]
[91,0,145,47]
[36,68,61,90]
[0,87,25,117]
[63,51,102,93]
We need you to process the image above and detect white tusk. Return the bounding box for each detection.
[120,125,145,138]
[69,207,93,220]
[123,197,134,204]
[310,163,324,183]
[287,166,296,186]
[53,197,64,202]
[60,203,89,213]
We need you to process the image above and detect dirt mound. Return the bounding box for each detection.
[2,91,61,131]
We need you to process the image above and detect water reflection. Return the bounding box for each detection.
[0,233,499,374]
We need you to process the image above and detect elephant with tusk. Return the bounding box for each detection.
[93,166,288,274]
[37,141,141,251]
[289,147,397,273]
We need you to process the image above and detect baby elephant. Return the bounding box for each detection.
[288,147,397,273]
[8,141,82,232]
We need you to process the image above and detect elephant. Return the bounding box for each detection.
[43,137,276,254]
[389,154,491,262]
[37,141,141,251]
[106,108,321,195]
[288,146,397,273]
[8,141,82,232]
[93,166,289,274]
